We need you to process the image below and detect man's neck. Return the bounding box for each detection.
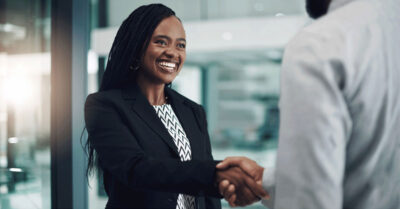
[328,0,358,12]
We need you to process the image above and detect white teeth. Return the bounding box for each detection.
[159,61,176,68]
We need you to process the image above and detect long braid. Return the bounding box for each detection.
[85,4,176,179]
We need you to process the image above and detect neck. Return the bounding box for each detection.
[136,77,166,106]
[328,0,356,12]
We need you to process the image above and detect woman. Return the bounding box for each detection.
[84,4,222,209]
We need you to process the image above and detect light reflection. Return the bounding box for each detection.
[2,76,34,106]
[9,168,23,172]
[7,137,19,144]
[0,185,8,194]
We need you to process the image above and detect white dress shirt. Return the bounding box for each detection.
[262,0,400,208]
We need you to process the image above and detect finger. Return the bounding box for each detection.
[218,180,230,196]
[216,161,229,170]
[216,157,243,169]
[233,174,259,206]
[218,157,262,180]
[240,162,260,177]
[236,161,264,181]
[216,157,236,169]
[234,188,256,207]
[243,175,269,199]
[228,194,237,207]
[224,184,235,201]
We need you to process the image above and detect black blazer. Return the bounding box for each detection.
[84,83,221,209]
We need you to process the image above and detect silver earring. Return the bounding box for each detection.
[130,65,139,71]
[130,59,140,71]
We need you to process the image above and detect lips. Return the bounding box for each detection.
[157,60,179,73]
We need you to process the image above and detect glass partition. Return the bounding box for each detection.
[105,0,304,26]
[0,0,51,208]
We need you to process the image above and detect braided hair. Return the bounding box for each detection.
[86,4,176,178]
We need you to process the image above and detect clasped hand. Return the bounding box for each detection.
[215,157,269,207]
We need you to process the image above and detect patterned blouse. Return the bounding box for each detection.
[153,104,196,209]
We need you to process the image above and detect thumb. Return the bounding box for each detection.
[216,161,229,169]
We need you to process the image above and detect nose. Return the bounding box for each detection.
[163,47,179,59]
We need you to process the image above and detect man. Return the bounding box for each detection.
[216,0,400,208]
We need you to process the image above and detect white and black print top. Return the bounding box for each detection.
[153,104,196,209]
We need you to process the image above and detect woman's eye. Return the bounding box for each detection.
[177,43,186,49]
[155,40,167,46]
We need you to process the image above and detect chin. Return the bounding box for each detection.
[154,74,175,85]
[160,71,180,84]
[162,78,176,85]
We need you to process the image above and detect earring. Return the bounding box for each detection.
[130,59,140,71]
[130,65,139,71]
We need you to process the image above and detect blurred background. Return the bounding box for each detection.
[0,0,310,208]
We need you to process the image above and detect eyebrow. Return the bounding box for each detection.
[154,35,186,42]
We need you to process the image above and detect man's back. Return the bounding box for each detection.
[275,0,400,208]
[335,0,400,208]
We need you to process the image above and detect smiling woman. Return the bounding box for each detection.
[138,16,187,96]
[84,4,222,209]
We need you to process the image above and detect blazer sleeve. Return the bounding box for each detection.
[197,106,222,208]
[84,94,221,197]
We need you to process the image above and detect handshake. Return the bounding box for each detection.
[215,157,270,207]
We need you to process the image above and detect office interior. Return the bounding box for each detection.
[0,0,310,208]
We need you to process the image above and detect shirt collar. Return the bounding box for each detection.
[328,0,359,12]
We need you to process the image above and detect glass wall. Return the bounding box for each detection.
[0,0,51,208]
[105,0,304,26]
[88,1,308,208]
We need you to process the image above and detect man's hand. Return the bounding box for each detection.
[216,157,269,207]
[217,157,265,183]
[215,160,268,207]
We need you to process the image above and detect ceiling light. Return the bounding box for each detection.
[222,32,233,41]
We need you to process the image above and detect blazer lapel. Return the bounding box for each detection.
[122,83,179,156]
[166,88,202,161]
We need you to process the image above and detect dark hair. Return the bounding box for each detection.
[305,0,332,19]
[85,3,176,178]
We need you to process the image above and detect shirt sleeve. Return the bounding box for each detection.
[272,31,352,209]
[261,167,276,208]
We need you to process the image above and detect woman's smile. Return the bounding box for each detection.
[157,60,179,73]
